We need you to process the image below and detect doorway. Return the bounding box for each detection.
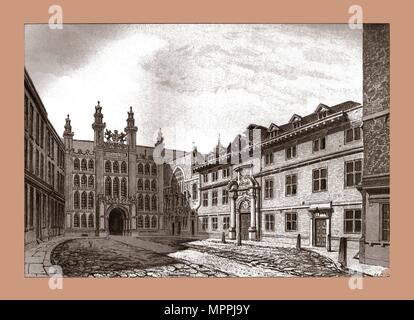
[108,208,125,235]
[314,218,327,247]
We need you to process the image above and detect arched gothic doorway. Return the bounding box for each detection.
[108,207,126,235]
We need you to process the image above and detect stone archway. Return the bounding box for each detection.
[108,207,126,235]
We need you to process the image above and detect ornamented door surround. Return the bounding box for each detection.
[227,165,260,241]
[308,204,332,249]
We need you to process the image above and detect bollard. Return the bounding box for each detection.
[296,234,301,250]
[221,231,226,244]
[326,234,332,252]
[338,237,347,267]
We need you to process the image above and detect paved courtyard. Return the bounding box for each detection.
[27,236,350,278]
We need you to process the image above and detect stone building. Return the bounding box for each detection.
[24,69,65,245]
[193,101,364,251]
[359,24,390,267]
[63,102,191,237]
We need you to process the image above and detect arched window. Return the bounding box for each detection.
[192,183,197,200]
[121,161,127,173]
[81,174,87,187]
[145,163,150,175]
[88,175,94,188]
[137,163,143,174]
[105,160,111,173]
[88,192,94,209]
[73,174,80,187]
[145,195,150,211]
[113,177,120,198]
[81,191,87,209]
[137,215,143,228]
[88,214,94,228]
[105,176,112,196]
[152,164,157,175]
[151,195,157,211]
[81,159,87,171]
[73,213,79,228]
[144,179,150,191]
[81,214,87,228]
[137,179,143,190]
[113,161,119,173]
[121,178,127,197]
[172,168,184,192]
[151,216,157,228]
[74,191,80,209]
[144,215,150,228]
[74,158,80,170]
[138,194,143,210]
[151,180,156,191]
[88,159,94,171]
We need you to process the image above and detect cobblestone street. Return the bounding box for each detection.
[44,236,349,278]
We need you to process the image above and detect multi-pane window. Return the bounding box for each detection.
[151,164,157,175]
[345,159,362,187]
[222,189,229,205]
[73,214,79,228]
[88,214,94,228]
[81,192,87,209]
[313,137,326,152]
[145,163,150,175]
[222,168,230,178]
[151,216,157,228]
[73,158,80,171]
[202,217,208,231]
[138,195,143,210]
[345,127,362,143]
[382,204,390,242]
[74,191,80,209]
[203,192,209,207]
[313,168,327,192]
[212,217,218,230]
[151,195,157,211]
[137,179,143,190]
[144,215,150,228]
[113,177,120,197]
[265,214,275,231]
[265,152,274,165]
[293,121,301,129]
[113,161,119,173]
[344,209,362,233]
[105,161,111,173]
[285,174,297,196]
[212,171,218,182]
[144,195,150,211]
[35,150,39,176]
[264,179,274,199]
[286,145,297,159]
[88,175,94,188]
[40,154,44,179]
[88,159,94,171]
[151,179,156,191]
[81,159,87,171]
[203,174,208,183]
[81,174,87,187]
[137,163,143,174]
[318,111,328,119]
[121,161,127,173]
[212,190,218,206]
[223,216,230,230]
[144,179,150,190]
[285,212,297,231]
[88,192,94,209]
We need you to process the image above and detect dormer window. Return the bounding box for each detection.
[318,111,328,119]
[289,114,302,129]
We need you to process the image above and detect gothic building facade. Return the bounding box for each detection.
[24,69,65,246]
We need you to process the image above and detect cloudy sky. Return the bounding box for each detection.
[25,24,362,153]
